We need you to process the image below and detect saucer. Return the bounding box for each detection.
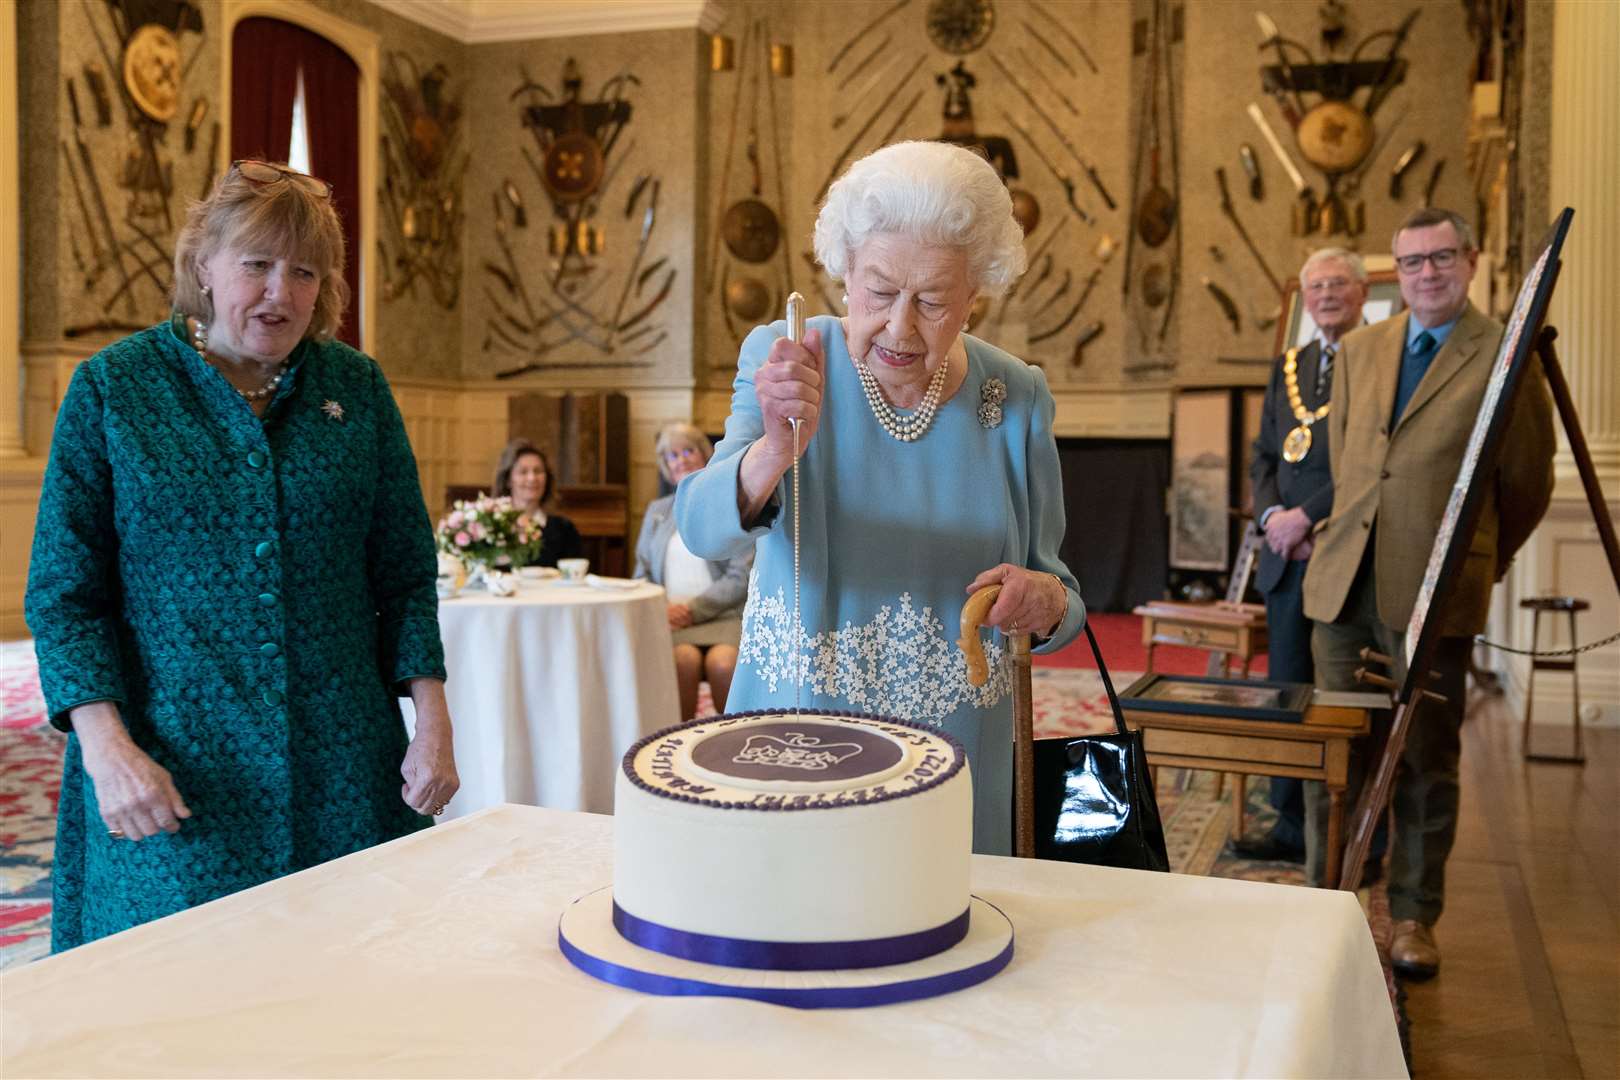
[585,575,640,591]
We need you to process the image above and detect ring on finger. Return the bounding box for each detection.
[108,828,125,839]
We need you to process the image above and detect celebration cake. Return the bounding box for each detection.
[557,710,1015,1008]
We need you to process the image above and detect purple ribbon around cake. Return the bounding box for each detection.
[558,930,1015,1009]
[611,900,971,970]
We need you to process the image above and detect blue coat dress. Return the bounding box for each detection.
[26,321,445,950]
[676,316,1085,853]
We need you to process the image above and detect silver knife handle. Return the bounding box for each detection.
[785,291,805,345]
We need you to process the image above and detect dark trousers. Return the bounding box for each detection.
[1306,562,1469,923]
[1261,559,1311,849]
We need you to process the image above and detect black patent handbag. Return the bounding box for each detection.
[1030,624,1170,872]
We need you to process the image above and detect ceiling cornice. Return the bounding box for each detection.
[367,1,725,44]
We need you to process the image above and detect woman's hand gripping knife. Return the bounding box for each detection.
[736,297,824,524]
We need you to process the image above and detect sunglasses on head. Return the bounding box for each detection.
[231,159,334,199]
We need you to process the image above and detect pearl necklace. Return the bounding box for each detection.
[187,314,289,402]
[235,362,290,401]
[853,355,950,442]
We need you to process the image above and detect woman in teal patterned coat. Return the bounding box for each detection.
[25,161,459,951]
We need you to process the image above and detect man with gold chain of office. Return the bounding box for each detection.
[1238,248,1370,866]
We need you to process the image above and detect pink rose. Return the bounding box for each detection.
[454,530,471,547]
[448,511,465,529]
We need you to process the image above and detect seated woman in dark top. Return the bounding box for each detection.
[492,439,582,568]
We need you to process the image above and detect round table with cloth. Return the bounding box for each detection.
[405,578,680,817]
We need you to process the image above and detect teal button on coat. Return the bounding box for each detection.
[26,322,446,951]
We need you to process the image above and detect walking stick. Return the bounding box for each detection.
[961,584,1037,858]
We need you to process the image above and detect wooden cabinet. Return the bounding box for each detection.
[508,392,631,577]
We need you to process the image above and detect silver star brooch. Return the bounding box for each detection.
[322,400,345,421]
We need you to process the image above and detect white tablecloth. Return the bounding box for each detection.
[0,805,1407,1078]
[404,578,679,816]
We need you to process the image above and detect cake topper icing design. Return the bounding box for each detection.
[734,732,863,771]
[691,719,904,785]
[631,712,965,808]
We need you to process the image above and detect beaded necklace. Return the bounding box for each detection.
[853,353,951,442]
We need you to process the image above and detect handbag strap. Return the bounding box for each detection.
[1084,622,1129,737]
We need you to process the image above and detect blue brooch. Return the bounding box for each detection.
[977,378,1006,429]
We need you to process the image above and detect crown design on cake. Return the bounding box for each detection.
[732,732,864,772]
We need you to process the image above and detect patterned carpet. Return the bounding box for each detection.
[0,640,1394,1037]
[0,641,55,969]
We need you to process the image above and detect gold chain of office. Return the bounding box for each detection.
[1280,347,1331,463]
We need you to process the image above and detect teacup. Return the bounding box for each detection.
[558,557,589,582]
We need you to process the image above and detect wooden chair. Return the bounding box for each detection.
[1133,521,1269,836]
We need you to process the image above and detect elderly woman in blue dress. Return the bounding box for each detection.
[633,422,752,720]
[676,141,1085,853]
[26,161,458,950]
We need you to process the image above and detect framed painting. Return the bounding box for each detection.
[1120,673,1312,723]
[1400,209,1574,701]
[1169,389,1231,571]
[1274,263,1403,356]
[1238,387,1266,517]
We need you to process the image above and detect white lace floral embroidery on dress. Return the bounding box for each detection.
[739,583,1010,722]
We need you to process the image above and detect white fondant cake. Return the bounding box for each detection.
[614,711,972,945]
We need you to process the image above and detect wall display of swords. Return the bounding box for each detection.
[710,16,796,358]
[1241,5,1421,240]
[976,0,1120,371]
[710,0,1474,375]
[799,0,1123,374]
[379,53,466,310]
[60,0,207,328]
[1121,0,1182,362]
[487,59,669,375]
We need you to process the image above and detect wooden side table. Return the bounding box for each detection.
[1131,601,1272,836]
[1133,601,1270,677]
[1122,690,1381,887]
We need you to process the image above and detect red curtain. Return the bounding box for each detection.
[231,18,361,346]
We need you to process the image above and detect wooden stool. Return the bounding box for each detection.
[1518,596,1588,764]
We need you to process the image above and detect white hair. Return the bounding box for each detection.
[813,141,1027,296]
[1298,247,1368,289]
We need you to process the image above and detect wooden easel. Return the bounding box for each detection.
[1339,326,1620,891]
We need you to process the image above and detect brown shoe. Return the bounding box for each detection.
[1391,919,1440,980]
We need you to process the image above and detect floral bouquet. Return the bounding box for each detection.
[436,494,542,572]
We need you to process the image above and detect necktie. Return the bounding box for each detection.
[1315,343,1336,400]
[1392,330,1438,424]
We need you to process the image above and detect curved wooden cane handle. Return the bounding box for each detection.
[959,584,1002,687]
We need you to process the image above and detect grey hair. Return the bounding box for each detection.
[1392,207,1476,254]
[1298,247,1368,290]
[812,141,1027,297]
[653,422,713,484]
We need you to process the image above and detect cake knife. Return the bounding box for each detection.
[785,292,806,715]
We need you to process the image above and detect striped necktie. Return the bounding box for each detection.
[1315,343,1336,400]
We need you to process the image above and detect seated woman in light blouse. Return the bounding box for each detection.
[634,423,752,720]
[491,439,582,568]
